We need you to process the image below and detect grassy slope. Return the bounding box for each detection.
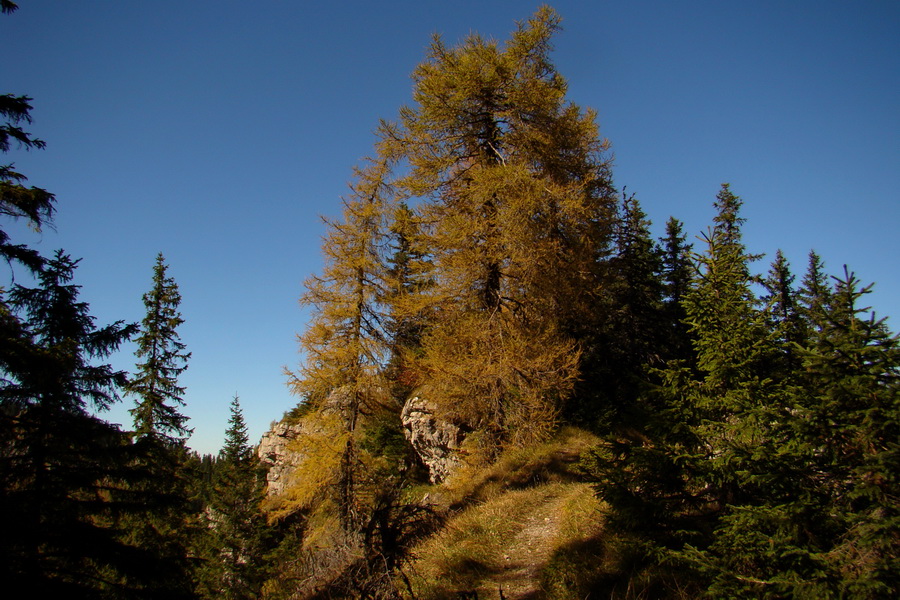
[398,428,611,600]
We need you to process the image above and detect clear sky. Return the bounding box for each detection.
[4,1,898,455]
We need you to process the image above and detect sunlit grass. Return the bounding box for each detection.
[397,427,609,599]
[403,483,575,597]
[441,426,601,507]
[395,425,708,599]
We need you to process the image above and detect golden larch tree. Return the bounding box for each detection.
[379,6,617,445]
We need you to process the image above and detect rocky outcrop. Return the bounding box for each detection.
[401,395,464,483]
[260,390,465,494]
[257,389,351,497]
[257,419,306,497]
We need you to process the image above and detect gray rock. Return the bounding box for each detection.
[257,419,305,497]
[256,389,355,497]
[401,395,464,483]
[260,389,464,495]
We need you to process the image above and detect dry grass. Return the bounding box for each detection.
[436,426,601,508]
[394,425,702,599]
[397,427,608,599]
[404,486,560,597]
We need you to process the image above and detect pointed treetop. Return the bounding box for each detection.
[222,394,252,464]
[8,249,137,413]
[128,252,191,443]
[712,183,746,245]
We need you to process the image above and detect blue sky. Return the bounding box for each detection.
[4,1,898,454]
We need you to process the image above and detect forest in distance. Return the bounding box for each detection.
[2,3,898,599]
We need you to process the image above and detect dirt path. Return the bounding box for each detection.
[479,483,587,600]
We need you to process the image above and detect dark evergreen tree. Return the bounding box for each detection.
[185,451,220,503]
[7,251,138,413]
[577,192,665,428]
[128,252,192,444]
[1,85,55,272]
[609,193,665,354]
[197,396,269,600]
[1,8,200,597]
[118,253,196,599]
[762,249,805,376]
[0,5,56,407]
[658,216,694,364]
[0,251,164,598]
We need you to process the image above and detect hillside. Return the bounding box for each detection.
[258,423,611,599]
[404,481,602,599]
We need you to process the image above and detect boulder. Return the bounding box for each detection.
[401,395,464,483]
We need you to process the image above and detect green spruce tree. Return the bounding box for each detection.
[593,186,789,597]
[128,253,192,443]
[685,267,899,599]
[660,185,791,596]
[787,268,900,597]
[197,396,268,600]
[120,252,196,599]
[0,251,159,598]
[797,250,833,337]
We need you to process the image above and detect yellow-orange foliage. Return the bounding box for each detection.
[380,7,615,441]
